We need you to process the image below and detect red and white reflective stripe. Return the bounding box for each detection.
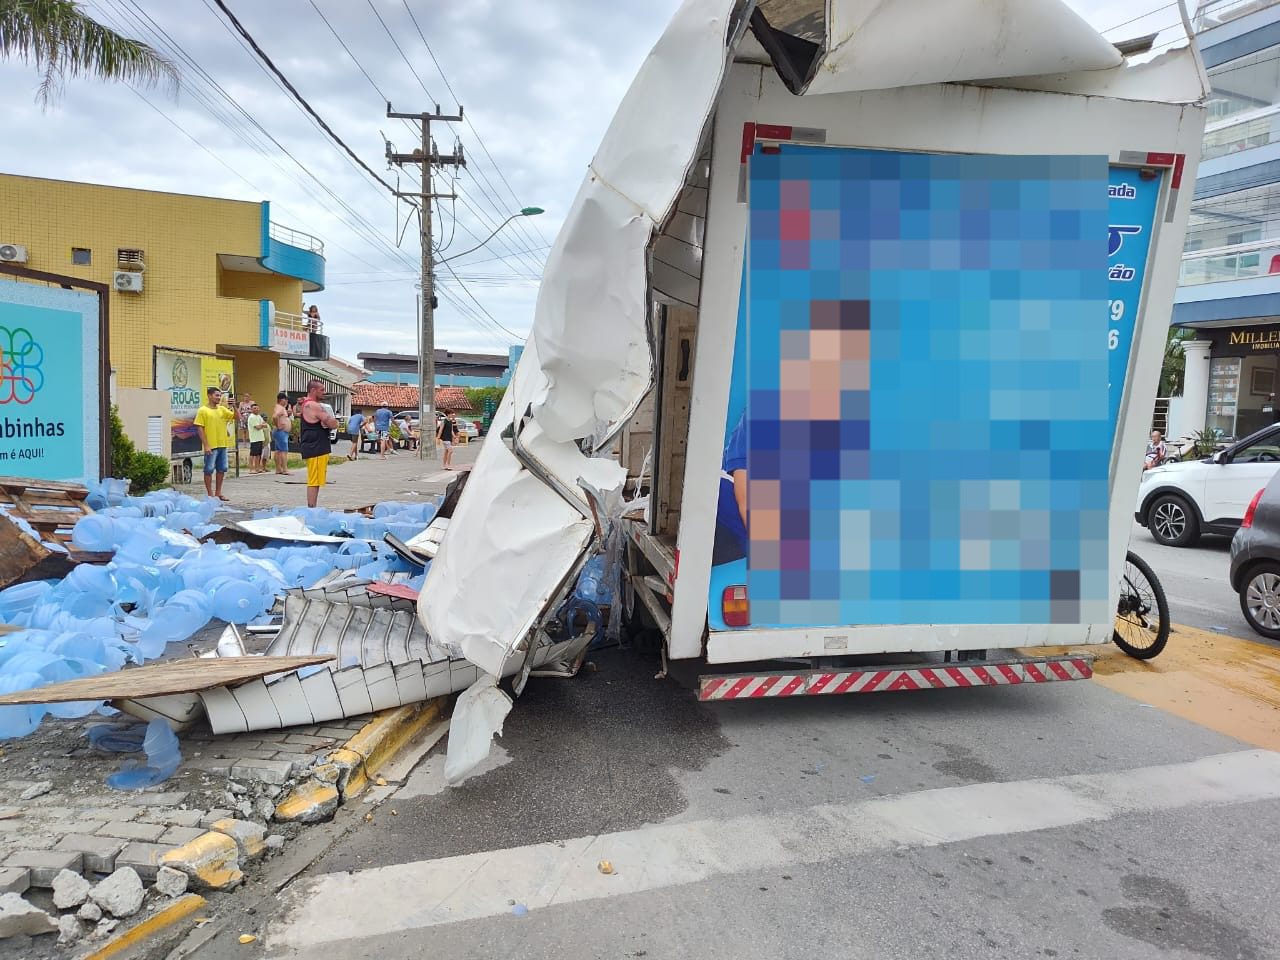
[698,657,1092,701]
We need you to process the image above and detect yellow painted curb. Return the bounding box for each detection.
[337,699,444,799]
[81,893,207,960]
[274,699,446,814]
[273,780,339,823]
[159,832,243,891]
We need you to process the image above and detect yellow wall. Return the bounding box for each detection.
[229,350,283,428]
[0,174,304,394]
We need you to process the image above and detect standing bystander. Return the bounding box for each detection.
[299,380,337,507]
[346,410,366,461]
[437,408,458,470]
[195,386,236,501]
[373,405,393,459]
[271,392,293,476]
[246,402,269,474]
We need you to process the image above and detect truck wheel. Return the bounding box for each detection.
[1240,561,1280,640]
[1147,494,1199,547]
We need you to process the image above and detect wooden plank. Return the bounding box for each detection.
[0,512,54,589]
[0,655,335,705]
[0,477,89,498]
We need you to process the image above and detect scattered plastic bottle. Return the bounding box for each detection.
[105,718,182,790]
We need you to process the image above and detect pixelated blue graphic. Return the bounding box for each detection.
[1106,168,1161,431]
[731,145,1109,628]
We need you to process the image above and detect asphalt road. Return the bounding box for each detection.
[1126,520,1259,642]
[191,642,1280,960]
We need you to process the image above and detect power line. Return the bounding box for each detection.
[100,0,418,280]
[398,0,553,255]
[210,0,400,196]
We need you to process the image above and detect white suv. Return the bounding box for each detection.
[1136,425,1280,547]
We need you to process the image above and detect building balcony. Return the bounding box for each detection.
[1174,240,1280,324]
[262,220,325,292]
[217,205,326,292]
[259,302,330,360]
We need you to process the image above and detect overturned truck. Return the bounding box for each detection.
[420,0,1208,724]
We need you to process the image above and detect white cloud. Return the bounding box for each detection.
[0,0,1180,361]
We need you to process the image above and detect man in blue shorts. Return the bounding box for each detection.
[373,405,393,459]
[271,392,293,476]
[195,386,236,501]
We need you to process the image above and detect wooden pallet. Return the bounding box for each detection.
[0,477,110,587]
[0,476,94,548]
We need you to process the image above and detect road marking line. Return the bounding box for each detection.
[271,749,1280,948]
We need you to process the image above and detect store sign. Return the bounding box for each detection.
[156,350,234,455]
[1221,326,1280,353]
[271,324,309,356]
[0,279,99,481]
[1107,167,1162,433]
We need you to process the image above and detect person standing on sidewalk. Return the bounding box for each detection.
[437,408,458,470]
[346,410,366,461]
[195,386,236,501]
[271,392,293,476]
[300,379,338,508]
[246,402,269,473]
[373,405,393,459]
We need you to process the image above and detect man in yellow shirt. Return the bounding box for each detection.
[194,386,236,501]
[246,402,269,474]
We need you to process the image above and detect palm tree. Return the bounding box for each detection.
[0,0,177,107]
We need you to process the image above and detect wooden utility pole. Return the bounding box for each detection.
[386,102,464,460]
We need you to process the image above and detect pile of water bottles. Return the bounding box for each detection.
[0,481,439,744]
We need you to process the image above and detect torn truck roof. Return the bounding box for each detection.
[417,0,1209,680]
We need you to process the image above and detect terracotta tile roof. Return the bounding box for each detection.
[350,383,474,412]
[435,387,473,412]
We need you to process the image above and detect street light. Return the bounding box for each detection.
[436,207,544,266]
[416,206,543,460]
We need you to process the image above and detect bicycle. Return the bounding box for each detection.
[1113,550,1170,659]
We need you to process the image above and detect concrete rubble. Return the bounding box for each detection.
[90,867,145,918]
[0,891,57,937]
[50,869,90,909]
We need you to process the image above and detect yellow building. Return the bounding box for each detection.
[0,173,326,457]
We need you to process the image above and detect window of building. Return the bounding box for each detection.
[1181,181,1280,284]
[1207,45,1280,124]
[71,247,91,265]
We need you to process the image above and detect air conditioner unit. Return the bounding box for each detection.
[113,271,143,293]
[0,244,28,264]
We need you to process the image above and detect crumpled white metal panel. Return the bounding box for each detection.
[417,392,599,678]
[527,0,740,443]
[982,46,1208,105]
[806,0,1123,96]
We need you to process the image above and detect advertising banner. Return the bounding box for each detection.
[0,278,100,481]
[1106,166,1162,433]
[709,145,1110,633]
[156,350,234,455]
[272,325,310,356]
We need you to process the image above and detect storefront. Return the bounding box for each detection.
[1198,322,1280,440]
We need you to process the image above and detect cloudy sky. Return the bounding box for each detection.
[0,0,1185,364]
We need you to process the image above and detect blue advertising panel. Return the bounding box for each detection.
[1107,166,1162,432]
[0,279,100,482]
[709,145,1111,632]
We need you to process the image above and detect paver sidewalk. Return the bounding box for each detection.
[174,438,483,512]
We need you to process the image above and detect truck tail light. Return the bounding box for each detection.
[1243,488,1265,529]
[722,585,749,627]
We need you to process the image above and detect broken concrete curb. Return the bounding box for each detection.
[51,867,91,909]
[158,832,242,891]
[273,700,445,826]
[273,781,339,824]
[208,818,267,862]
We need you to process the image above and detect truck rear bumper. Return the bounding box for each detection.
[698,653,1092,701]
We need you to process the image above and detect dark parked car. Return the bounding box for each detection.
[1229,469,1280,639]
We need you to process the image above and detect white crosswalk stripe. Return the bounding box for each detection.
[267,749,1280,951]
